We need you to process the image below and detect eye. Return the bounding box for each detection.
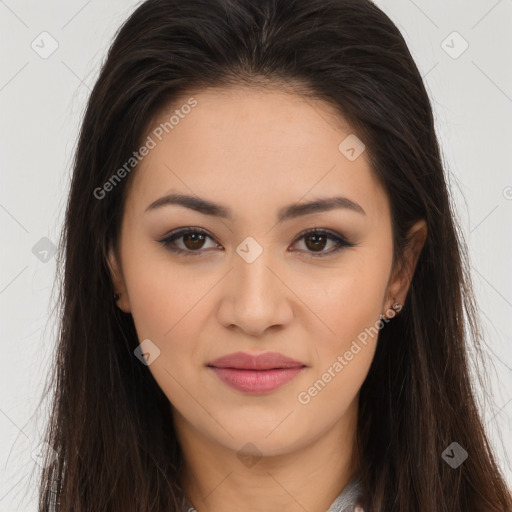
[158,227,219,256]
[291,228,355,257]
[158,227,355,257]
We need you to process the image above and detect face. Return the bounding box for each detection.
[108,86,425,460]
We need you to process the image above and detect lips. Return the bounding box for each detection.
[207,351,306,370]
[207,351,306,393]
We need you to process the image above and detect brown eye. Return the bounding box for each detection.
[182,232,207,250]
[158,228,219,256]
[292,228,354,256]
[304,233,328,252]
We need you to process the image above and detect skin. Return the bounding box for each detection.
[108,86,427,512]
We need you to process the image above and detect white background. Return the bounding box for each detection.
[1,0,511,509]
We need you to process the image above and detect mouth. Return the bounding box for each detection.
[206,351,306,394]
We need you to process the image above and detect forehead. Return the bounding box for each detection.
[126,86,389,222]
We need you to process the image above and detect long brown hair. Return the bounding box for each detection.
[37,0,512,510]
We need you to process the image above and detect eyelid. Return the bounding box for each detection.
[157,226,355,257]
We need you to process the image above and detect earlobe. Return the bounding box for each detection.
[107,246,131,313]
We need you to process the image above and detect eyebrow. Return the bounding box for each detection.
[144,192,366,221]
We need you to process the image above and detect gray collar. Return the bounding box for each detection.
[180,476,364,512]
[327,476,365,512]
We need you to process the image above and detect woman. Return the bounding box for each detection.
[37,0,512,510]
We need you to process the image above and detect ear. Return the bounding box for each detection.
[107,245,131,313]
[384,219,427,315]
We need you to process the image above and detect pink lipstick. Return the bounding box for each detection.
[207,351,306,394]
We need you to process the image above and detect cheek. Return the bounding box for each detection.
[121,248,213,384]
[309,246,391,393]
[125,271,173,341]
[121,238,207,340]
[296,268,386,421]
[123,260,206,414]
[320,253,391,338]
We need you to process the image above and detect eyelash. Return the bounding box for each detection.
[158,227,355,257]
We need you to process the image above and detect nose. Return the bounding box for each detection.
[216,245,294,337]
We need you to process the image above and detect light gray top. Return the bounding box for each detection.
[180,475,365,512]
[326,476,365,512]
